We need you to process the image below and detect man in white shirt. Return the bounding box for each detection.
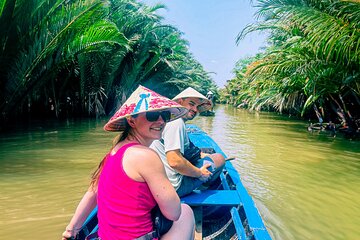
[150,87,225,197]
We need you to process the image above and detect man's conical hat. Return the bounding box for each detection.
[172,87,212,113]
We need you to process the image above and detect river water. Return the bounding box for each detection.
[0,104,359,240]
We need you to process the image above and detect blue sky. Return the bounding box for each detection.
[141,0,267,87]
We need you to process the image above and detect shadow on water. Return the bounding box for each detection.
[0,105,359,239]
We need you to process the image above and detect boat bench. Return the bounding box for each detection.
[181,189,244,240]
[181,189,241,206]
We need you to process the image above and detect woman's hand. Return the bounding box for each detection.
[61,227,79,240]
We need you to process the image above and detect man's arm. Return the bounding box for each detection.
[166,149,212,182]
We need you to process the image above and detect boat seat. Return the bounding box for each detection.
[182,189,243,240]
[181,190,241,206]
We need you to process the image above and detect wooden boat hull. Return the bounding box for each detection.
[74,124,271,240]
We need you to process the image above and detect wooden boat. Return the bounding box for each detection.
[75,124,271,240]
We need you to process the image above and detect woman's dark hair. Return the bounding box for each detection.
[90,121,132,190]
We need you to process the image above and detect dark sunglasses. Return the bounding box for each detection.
[133,111,171,122]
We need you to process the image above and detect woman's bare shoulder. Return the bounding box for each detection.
[126,145,160,161]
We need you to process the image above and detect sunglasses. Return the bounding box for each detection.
[133,111,171,122]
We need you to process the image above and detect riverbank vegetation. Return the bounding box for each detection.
[220,0,359,138]
[0,0,217,128]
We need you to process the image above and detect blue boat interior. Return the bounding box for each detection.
[75,124,271,240]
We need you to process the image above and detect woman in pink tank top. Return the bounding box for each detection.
[62,86,195,240]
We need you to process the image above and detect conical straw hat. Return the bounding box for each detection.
[172,87,212,113]
[104,85,188,131]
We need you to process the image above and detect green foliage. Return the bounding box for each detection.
[0,0,218,122]
[0,0,129,119]
[223,0,360,127]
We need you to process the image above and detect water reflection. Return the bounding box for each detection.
[191,105,360,240]
[0,105,359,239]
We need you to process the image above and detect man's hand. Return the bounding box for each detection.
[200,152,210,158]
[198,163,213,182]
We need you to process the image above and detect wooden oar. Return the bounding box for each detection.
[225,157,236,161]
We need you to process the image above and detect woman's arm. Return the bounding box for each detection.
[124,147,181,221]
[62,187,97,240]
[145,150,181,220]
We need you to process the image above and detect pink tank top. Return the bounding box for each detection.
[97,143,157,240]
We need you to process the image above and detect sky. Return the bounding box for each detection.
[141,0,267,87]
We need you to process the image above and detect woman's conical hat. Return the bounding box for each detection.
[104,85,188,131]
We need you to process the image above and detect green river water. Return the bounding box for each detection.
[0,104,359,240]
